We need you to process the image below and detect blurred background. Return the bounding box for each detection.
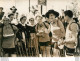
[0,0,80,19]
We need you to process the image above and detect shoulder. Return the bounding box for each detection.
[70,22,78,28]
[70,22,79,32]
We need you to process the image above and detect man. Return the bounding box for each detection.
[64,10,79,56]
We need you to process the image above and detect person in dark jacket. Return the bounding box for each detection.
[16,16,27,56]
[27,17,37,57]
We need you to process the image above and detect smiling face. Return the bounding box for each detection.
[49,13,56,22]
[29,18,34,25]
[36,16,43,24]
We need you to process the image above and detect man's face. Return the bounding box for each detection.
[49,13,55,22]
[64,14,68,22]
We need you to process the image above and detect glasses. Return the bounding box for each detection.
[29,18,34,21]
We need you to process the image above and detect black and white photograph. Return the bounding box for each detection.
[0,0,80,58]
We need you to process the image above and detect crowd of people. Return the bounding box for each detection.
[0,6,80,57]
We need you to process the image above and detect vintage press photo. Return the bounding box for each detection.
[0,0,80,58]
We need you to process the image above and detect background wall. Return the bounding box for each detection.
[0,0,80,17]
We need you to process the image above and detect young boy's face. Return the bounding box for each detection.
[64,14,68,22]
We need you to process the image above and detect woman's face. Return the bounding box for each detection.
[9,15,14,22]
[29,18,34,24]
[37,16,43,24]
[49,13,55,22]
[21,17,26,24]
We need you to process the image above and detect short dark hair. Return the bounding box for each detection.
[64,10,73,18]
[45,9,59,18]
[20,16,27,21]
[8,13,14,17]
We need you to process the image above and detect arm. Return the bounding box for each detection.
[58,20,65,38]
[65,23,78,43]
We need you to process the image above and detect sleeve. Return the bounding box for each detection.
[58,20,65,38]
[12,25,18,34]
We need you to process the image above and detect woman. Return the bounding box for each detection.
[16,16,27,56]
[46,10,65,57]
[36,15,50,57]
[2,17,18,57]
[27,16,37,57]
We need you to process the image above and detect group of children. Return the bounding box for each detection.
[0,6,80,57]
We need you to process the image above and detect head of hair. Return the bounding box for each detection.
[20,16,27,21]
[73,18,79,23]
[64,10,73,18]
[45,9,59,18]
[8,13,14,18]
